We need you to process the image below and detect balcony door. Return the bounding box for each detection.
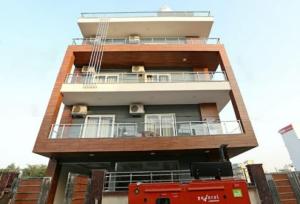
[94,74,119,83]
[83,115,115,138]
[145,114,175,136]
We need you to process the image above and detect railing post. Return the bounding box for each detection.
[206,121,210,135]
[116,123,119,138]
[79,124,83,138]
[223,122,228,134]
[49,124,54,139]
[60,125,65,138]
[238,120,243,133]
[189,122,193,136]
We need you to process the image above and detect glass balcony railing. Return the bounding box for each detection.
[72,37,220,45]
[49,120,243,139]
[80,11,211,18]
[64,71,227,84]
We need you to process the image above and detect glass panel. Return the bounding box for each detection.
[106,75,118,83]
[94,76,106,83]
[99,116,114,138]
[116,123,137,137]
[158,75,170,82]
[197,72,211,81]
[145,115,160,136]
[190,122,209,135]
[62,124,82,138]
[146,74,158,82]
[184,73,195,82]
[84,117,100,138]
[176,122,191,136]
[207,122,223,135]
[161,115,175,136]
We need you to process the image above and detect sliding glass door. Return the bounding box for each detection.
[83,115,115,138]
[145,114,175,136]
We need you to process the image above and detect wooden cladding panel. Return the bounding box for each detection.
[33,44,257,156]
[33,46,75,153]
[70,175,89,204]
[218,46,257,146]
[14,178,43,204]
[272,173,298,203]
[60,106,73,124]
[199,103,220,121]
[72,44,221,69]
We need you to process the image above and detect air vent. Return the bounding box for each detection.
[129,104,145,115]
[71,105,87,117]
[132,65,145,73]
[128,35,141,44]
[81,66,95,73]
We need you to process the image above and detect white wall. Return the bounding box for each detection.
[280,127,300,170]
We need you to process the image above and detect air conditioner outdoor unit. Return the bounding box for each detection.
[132,65,145,73]
[129,104,145,115]
[81,66,95,73]
[71,105,87,117]
[128,35,141,44]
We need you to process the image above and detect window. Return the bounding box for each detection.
[94,74,119,83]
[145,74,171,82]
[156,198,170,204]
[145,114,175,136]
[83,115,115,138]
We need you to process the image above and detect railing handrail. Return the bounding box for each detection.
[80,11,211,18]
[51,120,240,126]
[64,71,228,84]
[49,120,243,139]
[72,37,220,45]
[67,71,225,75]
[105,169,190,174]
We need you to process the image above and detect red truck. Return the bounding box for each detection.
[128,179,251,204]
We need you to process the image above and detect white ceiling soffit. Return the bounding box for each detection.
[78,16,214,38]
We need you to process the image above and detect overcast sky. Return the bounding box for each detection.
[0,0,299,171]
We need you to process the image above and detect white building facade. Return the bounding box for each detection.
[279,124,300,171]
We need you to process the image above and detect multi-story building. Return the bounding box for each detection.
[279,124,300,171]
[33,9,257,203]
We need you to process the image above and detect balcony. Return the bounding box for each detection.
[72,37,220,45]
[61,71,231,107]
[78,11,213,38]
[49,120,243,139]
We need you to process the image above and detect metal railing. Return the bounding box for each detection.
[72,37,220,45]
[104,170,192,191]
[49,120,243,139]
[64,71,227,84]
[80,11,211,18]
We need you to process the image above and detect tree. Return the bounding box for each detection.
[0,163,20,172]
[21,164,47,178]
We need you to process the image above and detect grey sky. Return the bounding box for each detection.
[0,0,299,171]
